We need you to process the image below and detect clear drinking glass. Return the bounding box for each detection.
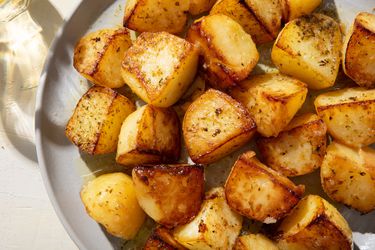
[0,0,30,22]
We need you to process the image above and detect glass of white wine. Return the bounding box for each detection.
[0,0,30,22]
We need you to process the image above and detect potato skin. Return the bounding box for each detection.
[343,12,375,88]
[189,0,217,15]
[80,173,146,240]
[65,86,135,155]
[281,0,321,22]
[321,141,375,213]
[234,234,279,250]
[132,164,204,228]
[73,28,132,88]
[225,151,304,223]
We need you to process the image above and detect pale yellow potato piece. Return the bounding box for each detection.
[122,32,199,107]
[225,151,304,223]
[257,113,327,177]
[281,0,321,22]
[275,195,352,250]
[173,187,243,250]
[123,0,189,34]
[234,234,279,250]
[272,14,342,90]
[80,173,145,240]
[187,14,259,90]
[116,105,180,166]
[183,89,257,164]
[343,12,375,88]
[321,141,375,213]
[73,28,132,88]
[65,86,135,155]
[314,87,375,147]
[189,0,217,15]
[231,73,307,137]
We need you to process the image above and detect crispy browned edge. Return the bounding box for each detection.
[144,226,187,250]
[316,99,375,112]
[123,0,144,27]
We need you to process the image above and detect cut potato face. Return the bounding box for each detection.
[80,173,146,240]
[183,89,257,164]
[116,105,180,166]
[231,74,307,137]
[122,32,199,107]
[187,14,259,90]
[65,86,135,155]
[343,12,375,88]
[274,195,352,250]
[132,164,204,228]
[225,151,304,223]
[123,0,189,34]
[73,28,132,88]
[234,234,279,250]
[314,87,375,148]
[281,0,322,22]
[257,113,327,177]
[173,187,243,250]
[144,227,187,250]
[189,0,217,15]
[321,141,375,214]
[272,14,342,90]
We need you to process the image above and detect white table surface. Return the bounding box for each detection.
[0,0,79,249]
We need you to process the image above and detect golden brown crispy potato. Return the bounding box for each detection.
[183,89,257,164]
[132,164,204,228]
[234,234,279,250]
[144,227,187,250]
[65,86,135,155]
[187,14,259,90]
[210,0,274,44]
[343,12,375,88]
[123,0,189,34]
[121,32,199,107]
[173,187,243,250]
[272,14,342,90]
[274,195,352,250]
[231,74,307,137]
[80,173,145,240]
[281,0,321,22]
[314,87,375,148]
[225,151,304,223]
[116,105,180,166]
[189,0,217,15]
[321,141,375,214]
[257,113,327,177]
[73,28,132,88]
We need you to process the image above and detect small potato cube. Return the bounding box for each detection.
[183,89,257,164]
[231,74,307,137]
[173,187,243,250]
[234,234,278,250]
[144,227,187,250]
[321,141,375,213]
[132,164,204,228]
[274,195,352,250]
[225,151,304,223]
[343,12,375,88]
[73,28,132,88]
[281,0,321,22]
[187,14,259,90]
[116,105,180,166]
[272,14,342,90]
[314,87,375,147]
[80,173,146,240]
[65,86,135,155]
[121,32,199,107]
[257,113,327,177]
[189,0,217,15]
[123,0,189,34]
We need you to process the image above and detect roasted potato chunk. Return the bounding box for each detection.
[123,0,189,34]
[65,86,135,155]
[189,0,217,15]
[183,89,257,164]
[231,74,307,137]
[274,195,352,250]
[314,87,375,147]
[343,12,375,88]
[144,227,187,250]
[122,32,199,107]
[225,151,304,223]
[257,113,327,177]
[187,14,259,90]
[234,234,279,250]
[272,14,342,90]
[281,0,321,22]
[73,28,132,88]
[173,187,243,250]
[116,105,180,166]
[80,173,146,240]
[132,164,204,228]
[321,141,375,213]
